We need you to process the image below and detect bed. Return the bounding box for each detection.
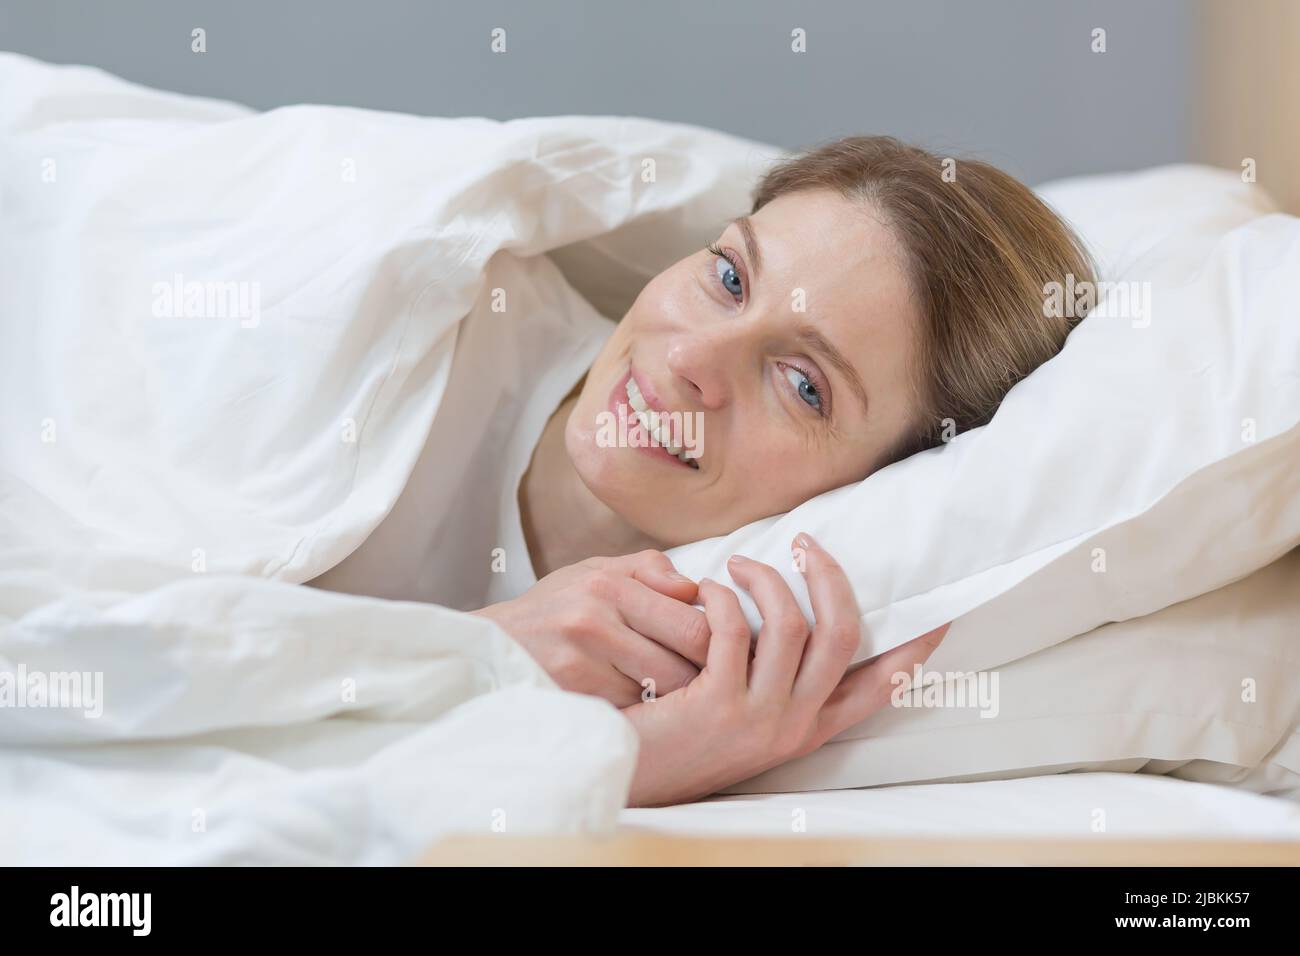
[621,774,1300,840]
[420,774,1300,865]
[2,52,1298,867]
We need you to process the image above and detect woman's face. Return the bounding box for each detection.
[565,188,924,546]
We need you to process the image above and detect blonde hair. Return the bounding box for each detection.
[751,136,1097,466]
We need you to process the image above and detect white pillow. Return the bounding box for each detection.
[724,545,1300,797]
[1035,163,1277,280]
[666,171,1299,674]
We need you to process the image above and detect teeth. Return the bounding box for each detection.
[638,409,682,455]
[625,375,700,468]
[626,377,647,412]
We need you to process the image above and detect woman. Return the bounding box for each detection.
[313,136,1096,807]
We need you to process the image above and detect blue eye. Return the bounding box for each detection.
[714,257,743,298]
[782,364,822,410]
[706,243,744,301]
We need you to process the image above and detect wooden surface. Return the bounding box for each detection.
[418,834,1300,867]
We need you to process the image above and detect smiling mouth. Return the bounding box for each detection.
[624,375,701,469]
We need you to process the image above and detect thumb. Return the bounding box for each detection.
[627,553,699,603]
[814,622,952,743]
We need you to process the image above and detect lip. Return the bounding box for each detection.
[608,365,699,470]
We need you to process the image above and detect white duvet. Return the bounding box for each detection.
[0,54,772,863]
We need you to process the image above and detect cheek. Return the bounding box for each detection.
[721,421,871,514]
[715,422,808,501]
[585,324,628,382]
[629,265,701,327]
[582,273,691,387]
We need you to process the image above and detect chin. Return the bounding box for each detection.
[563,412,689,544]
[564,411,612,492]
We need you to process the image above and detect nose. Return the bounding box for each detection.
[665,323,746,410]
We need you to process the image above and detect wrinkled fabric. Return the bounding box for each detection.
[0,53,770,863]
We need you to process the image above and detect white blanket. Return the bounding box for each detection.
[0,54,768,864]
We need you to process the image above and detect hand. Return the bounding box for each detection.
[621,532,950,807]
[471,550,710,707]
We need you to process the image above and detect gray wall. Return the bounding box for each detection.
[0,0,1195,185]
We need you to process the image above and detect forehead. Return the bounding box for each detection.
[744,188,911,301]
[736,188,921,395]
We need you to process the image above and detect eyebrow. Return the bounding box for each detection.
[797,325,871,418]
[729,216,871,418]
[731,214,764,280]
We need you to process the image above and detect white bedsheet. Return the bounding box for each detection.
[622,773,1300,838]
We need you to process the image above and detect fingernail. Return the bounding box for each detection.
[668,571,694,583]
[793,532,815,552]
[727,554,749,566]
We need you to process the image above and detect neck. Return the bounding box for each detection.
[518,392,659,579]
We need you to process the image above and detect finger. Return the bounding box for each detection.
[727,553,809,701]
[623,549,700,605]
[789,533,862,704]
[698,578,751,691]
[814,623,951,745]
[609,623,701,697]
[588,664,650,709]
[612,577,711,667]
